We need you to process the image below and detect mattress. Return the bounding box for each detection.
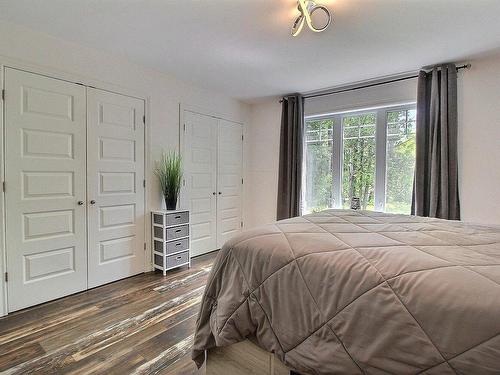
[192,209,500,374]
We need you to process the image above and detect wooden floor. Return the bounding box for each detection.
[0,251,217,375]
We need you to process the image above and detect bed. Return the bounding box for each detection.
[192,209,500,374]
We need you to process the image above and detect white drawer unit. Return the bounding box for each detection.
[151,210,191,275]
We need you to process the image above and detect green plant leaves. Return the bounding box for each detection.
[154,151,183,200]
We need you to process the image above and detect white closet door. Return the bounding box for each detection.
[87,88,145,288]
[183,111,218,256]
[4,68,87,312]
[217,120,243,248]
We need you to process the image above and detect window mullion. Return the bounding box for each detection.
[374,110,387,212]
[332,115,342,208]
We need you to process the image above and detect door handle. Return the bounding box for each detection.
[90,200,96,205]
[77,201,84,205]
[212,192,216,195]
[218,192,222,195]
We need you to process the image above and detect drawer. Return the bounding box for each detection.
[166,211,189,226]
[153,226,164,239]
[166,225,189,240]
[154,253,164,267]
[166,251,189,269]
[166,237,189,255]
[152,213,164,226]
[153,240,164,252]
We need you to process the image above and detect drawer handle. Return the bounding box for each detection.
[174,215,181,219]
[175,243,181,246]
[176,256,182,260]
[175,229,181,233]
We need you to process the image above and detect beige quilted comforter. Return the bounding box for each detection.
[192,210,500,374]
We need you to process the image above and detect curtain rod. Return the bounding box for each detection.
[280,64,471,102]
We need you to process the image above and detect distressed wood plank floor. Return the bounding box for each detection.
[0,251,217,375]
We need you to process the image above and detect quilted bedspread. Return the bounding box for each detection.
[192,210,500,374]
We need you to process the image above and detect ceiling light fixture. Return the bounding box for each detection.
[291,0,332,37]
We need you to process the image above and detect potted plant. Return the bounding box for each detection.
[154,151,183,210]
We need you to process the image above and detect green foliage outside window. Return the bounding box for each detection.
[305,119,333,212]
[385,110,416,214]
[342,113,376,210]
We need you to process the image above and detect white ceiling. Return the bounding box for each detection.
[1,0,500,102]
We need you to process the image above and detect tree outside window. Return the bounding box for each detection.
[342,113,376,210]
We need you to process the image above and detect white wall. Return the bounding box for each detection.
[244,100,282,228]
[245,53,500,228]
[0,22,249,316]
[459,52,500,224]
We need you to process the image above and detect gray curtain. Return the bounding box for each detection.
[412,64,460,220]
[277,94,304,220]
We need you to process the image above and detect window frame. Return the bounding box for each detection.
[303,102,416,213]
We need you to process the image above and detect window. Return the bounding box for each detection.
[303,104,416,214]
[342,113,376,210]
[385,109,416,214]
[304,119,334,212]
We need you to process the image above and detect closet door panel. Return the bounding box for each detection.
[217,120,243,248]
[87,88,145,288]
[183,111,218,256]
[4,68,87,312]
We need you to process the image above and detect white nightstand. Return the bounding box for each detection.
[151,210,191,275]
